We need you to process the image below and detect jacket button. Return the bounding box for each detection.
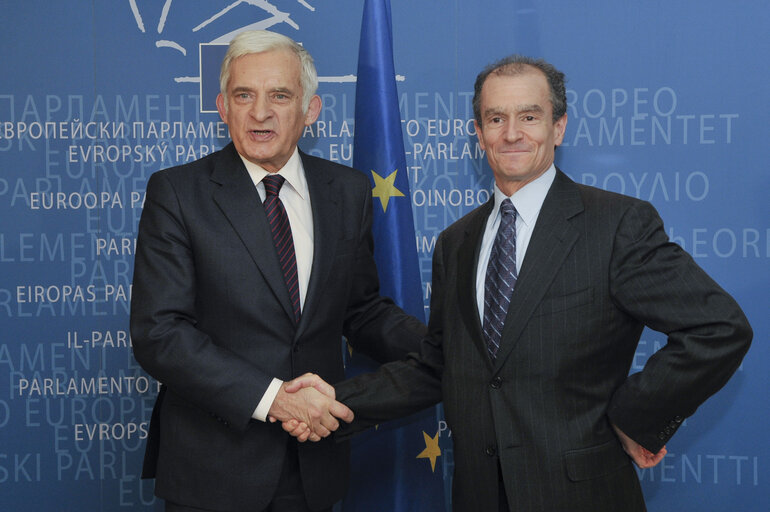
[658,432,666,440]
[668,420,678,429]
[485,445,497,457]
[674,416,683,423]
[490,377,502,389]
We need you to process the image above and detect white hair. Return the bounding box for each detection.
[219,30,318,113]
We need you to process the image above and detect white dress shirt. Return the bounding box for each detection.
[475,165,556,323]
[238,148,314,421]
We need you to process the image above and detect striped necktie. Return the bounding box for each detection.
[482,198,517,359]
[262,174,300,322]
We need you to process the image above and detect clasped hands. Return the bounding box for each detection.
[267,373,349,442]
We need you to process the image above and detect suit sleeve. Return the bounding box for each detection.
[335,229,448,437]
[130,172,273,432]
[340,178,427,362]
[606,200,752,453]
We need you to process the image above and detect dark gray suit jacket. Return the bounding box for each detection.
[130,143,424,511]
[336,169,751,511]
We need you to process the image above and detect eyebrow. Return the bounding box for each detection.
[483,104,545,117]
[229,86,296,96]
[270,87,295,96]
[483,107,506,118]
[515,104,545,114]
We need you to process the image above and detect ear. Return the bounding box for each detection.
[553,114,567,146]
[215,93,228,123]
[304,95,322,126]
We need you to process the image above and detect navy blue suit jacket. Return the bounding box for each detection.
[130,143,424,510]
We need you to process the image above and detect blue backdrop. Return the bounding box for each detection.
[1,1,767,510]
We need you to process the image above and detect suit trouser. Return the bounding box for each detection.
[166,441,332,512]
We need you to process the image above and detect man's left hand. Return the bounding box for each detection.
[612,423,667,468]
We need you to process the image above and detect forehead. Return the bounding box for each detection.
[480,69,552,111]
[228,49,301,88]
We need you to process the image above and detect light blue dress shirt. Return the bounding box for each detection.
[475,165,557,322]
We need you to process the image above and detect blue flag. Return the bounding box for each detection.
[342,0,448,511]
[352,2,422,314]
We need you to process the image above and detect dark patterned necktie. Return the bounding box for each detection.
[482,198,517,360]
[262,174,300,322]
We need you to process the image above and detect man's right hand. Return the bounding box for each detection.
[267,373,353,442]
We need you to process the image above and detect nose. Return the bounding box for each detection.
[503,119,522,142]
[250,95,272,122]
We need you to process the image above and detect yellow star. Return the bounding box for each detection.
[416,430,441,472]
[371,169,405,213]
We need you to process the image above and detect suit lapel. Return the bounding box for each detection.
[492,170,584,371]
[456,199,495,368]
[294,152,339,339]
[210,143,296,322]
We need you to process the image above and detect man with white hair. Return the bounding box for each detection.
[130,30,424,512]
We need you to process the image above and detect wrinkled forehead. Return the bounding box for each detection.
[228,49,302,86]
[480,70,552,109]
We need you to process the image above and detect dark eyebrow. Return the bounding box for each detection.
[515,104,545,115]
[483,104,545,118]
[483,107,506,118]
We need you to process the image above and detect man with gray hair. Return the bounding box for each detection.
[130,30,424,511]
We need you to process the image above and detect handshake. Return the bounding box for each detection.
[267,373,352,442]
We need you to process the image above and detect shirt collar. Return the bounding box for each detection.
[492,164,556,228]
[238,147,308,200]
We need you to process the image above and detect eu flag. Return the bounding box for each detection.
[352,1,422,313]
[343,0,448,510]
